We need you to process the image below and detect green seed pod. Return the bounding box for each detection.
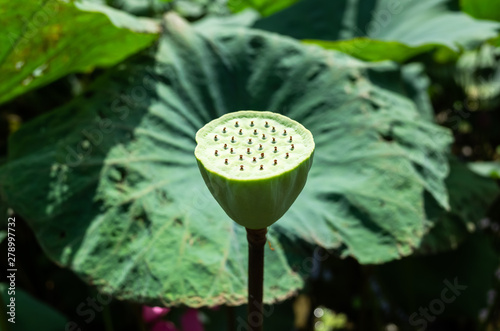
[195,111,315,229]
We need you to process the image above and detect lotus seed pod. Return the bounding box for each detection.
[194,111,315,229]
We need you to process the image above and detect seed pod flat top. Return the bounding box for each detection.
[195,111,314,181]
[195,111,315,229]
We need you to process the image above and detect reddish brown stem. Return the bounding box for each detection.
[246,227,267,331]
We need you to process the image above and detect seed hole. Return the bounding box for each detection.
[272,127,276,132]
[251,121,254,126]
[231,136,235,142]
[253,157,256,162]
[248,138,252,144]
[247,148,251,154]
[291,144,294,150]
[240,165,244,170]
[274,147,277,153]
[235,121,239,127]
[274,159,277,165]
[286,153,289,158]
[239,129,243,135]
[225,159,228,164]
[261,153,264,159]
[265,121,269,127]
[214,135,218,141]
[224,144,227,149]
[230,148,234,153]
[254,129,257,135]
[223,127,226,133]
[260,165,263,170]
[259,144,263,150]
[283,130,287,135]
[239,155,243,160]
[215,150,218,156]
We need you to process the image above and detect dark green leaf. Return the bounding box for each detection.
[253,0,500,62]
[418,158,499,254]
[0,283,68,331]
[461,0,500,22]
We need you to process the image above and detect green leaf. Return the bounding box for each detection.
[375,233,498,321]
[0,13,451,306]
[0,283,68,331]
[302,38,436,63]
[461,0,500,22]
[0,0,160,105]
[253,0,500,62]
[418,158,500,254]
[227,0,299,16]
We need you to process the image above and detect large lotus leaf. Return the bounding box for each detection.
[0,13,452,307]
[252,0,500,62]
[0,0,160,105]
[418,158,499,254]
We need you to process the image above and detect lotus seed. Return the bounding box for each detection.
[194,110,315,229]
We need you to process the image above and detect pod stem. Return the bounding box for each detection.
[246,227,267,331]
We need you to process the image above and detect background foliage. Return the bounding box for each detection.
[0,0,499,330]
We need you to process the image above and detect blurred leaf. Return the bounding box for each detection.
[468,161,500,179]
[0,0,160,105]
[254,0,500,62]
[418,158,499,254]
[227,0,299,16]
[0,283,68,331]
[375,233,498,322]
[0,13,452,307]
[461,0,500,22]
[303,38,435,63]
